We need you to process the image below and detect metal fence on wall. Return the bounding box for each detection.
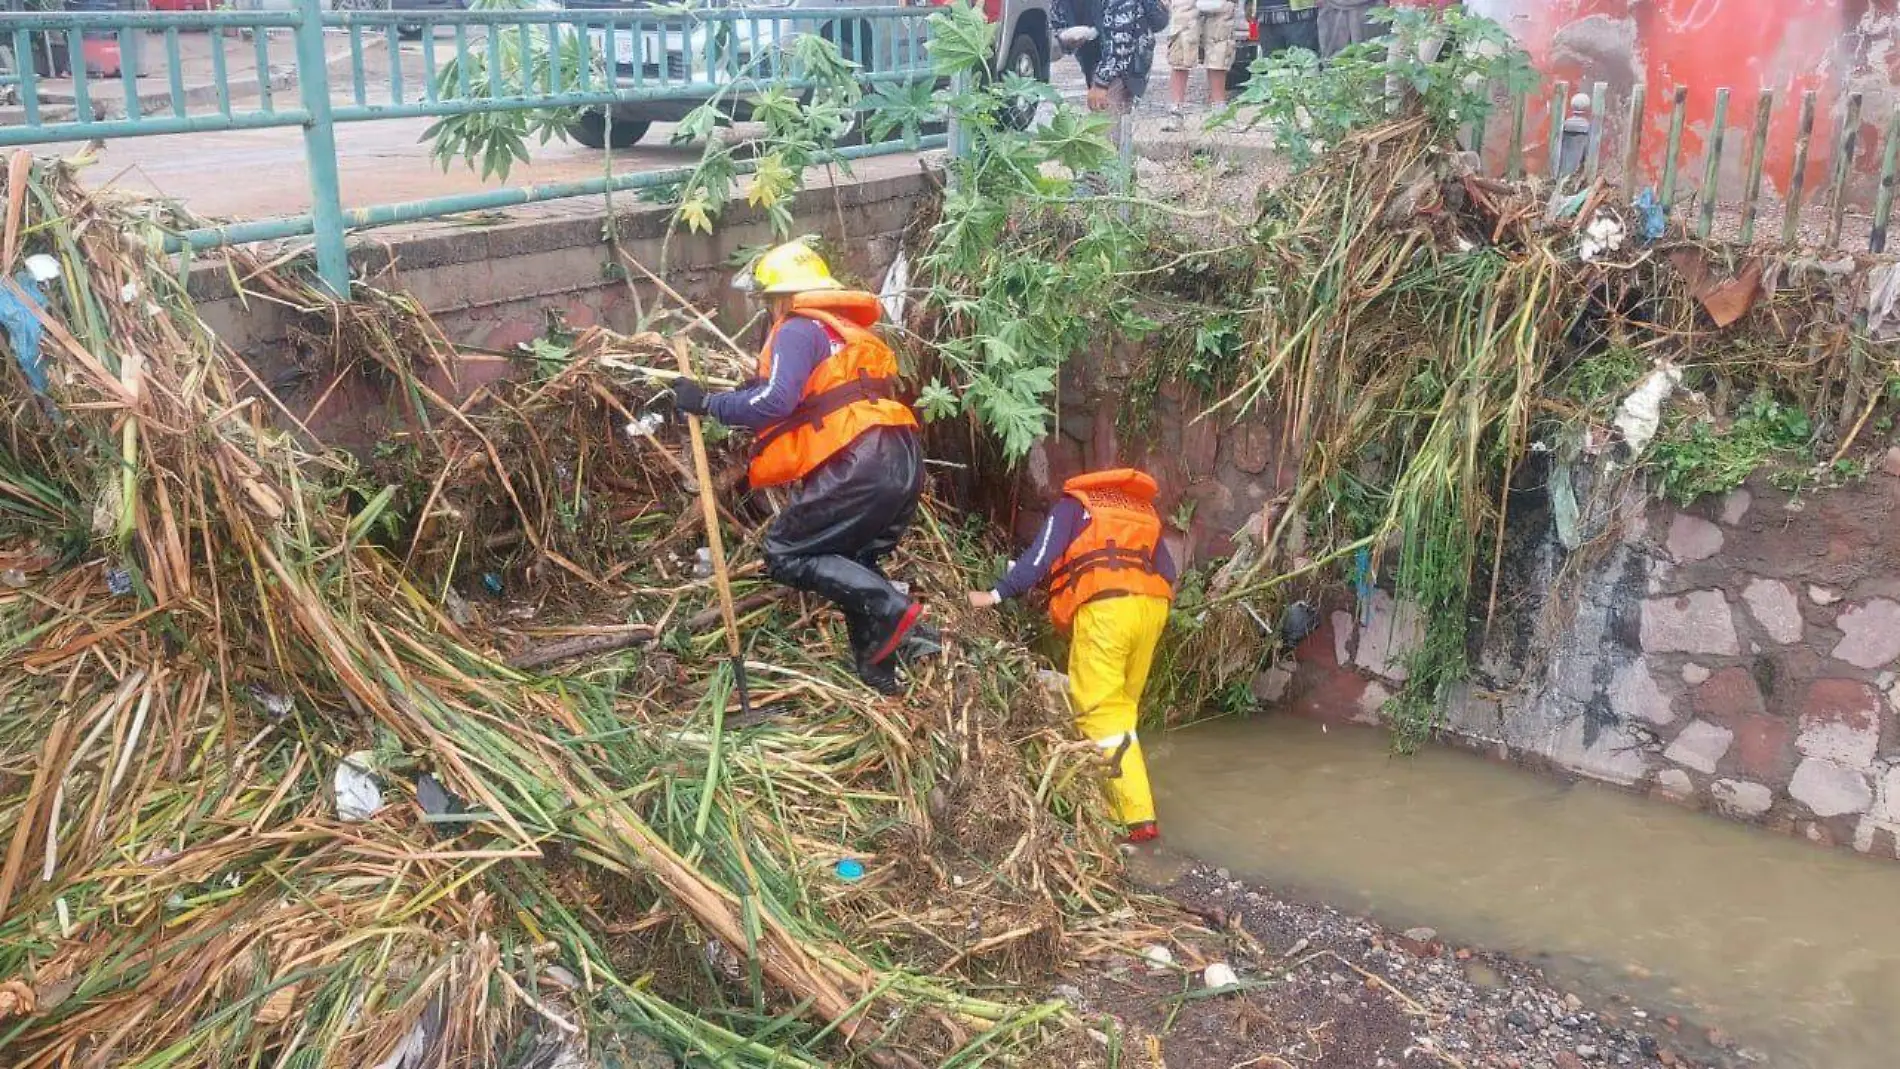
[1486,79,1900,255]
[0,0,943,295]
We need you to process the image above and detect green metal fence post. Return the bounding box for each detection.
[294,0,350,296]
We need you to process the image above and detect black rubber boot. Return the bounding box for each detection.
[846,612,904,695]
[893,621,942,664]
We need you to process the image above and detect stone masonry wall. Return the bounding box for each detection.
[1288,472,1900,862]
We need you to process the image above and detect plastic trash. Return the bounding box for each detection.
[1613,365,1682,457]
[246,684,294,719]
[334,752,384,822]
[879,248,909,324]
[105,567,132,596]
[442,586,474,627]
[1056,25,1098,50]
[1203,962,1240,989]
[1633,188,1667,242]
[481,573,504,596]
[1279,600,1320,649]
[693,546,714,579]
[23,254,59,283]
[1580,213,1626,263]
[834,858,866,881]
[1141,944,1175,970]
[0,273,48,396]
[368,996,443,1069]
[415,772,465,817]
[624,411,665,439]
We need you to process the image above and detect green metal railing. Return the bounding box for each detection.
[0,0,942,295]
[1487,79,1900,254]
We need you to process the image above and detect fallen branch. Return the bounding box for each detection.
[505,591,783,670]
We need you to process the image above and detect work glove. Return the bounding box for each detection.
[670,377,709,417]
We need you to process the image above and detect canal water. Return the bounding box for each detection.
[1148,716,1900,1069]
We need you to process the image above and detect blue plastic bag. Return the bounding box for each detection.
[0,273,46,396]
[1633,187,1668,243]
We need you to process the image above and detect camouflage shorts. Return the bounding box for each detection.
[1166,0,1237,71]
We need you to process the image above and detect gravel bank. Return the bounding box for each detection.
[1064,856,1740,1069]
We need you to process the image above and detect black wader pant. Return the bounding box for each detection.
[762,426,923,662]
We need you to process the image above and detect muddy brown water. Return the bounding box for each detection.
[1148,716,1900,1069]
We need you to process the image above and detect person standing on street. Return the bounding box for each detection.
[966,468,1178,843]
[1161,0,1235,131]
[1318,0,1461,61]
[1316,0,1382,59]
[1054,0,1168,145]
[669,241,936,695]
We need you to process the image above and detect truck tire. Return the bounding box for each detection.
[568,109,651,150]
[997,31,1045,130]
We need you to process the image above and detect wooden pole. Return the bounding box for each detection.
[674,337,744,658]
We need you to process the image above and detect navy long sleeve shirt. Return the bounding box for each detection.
[704,317,833,431]
[993,497,1178,600]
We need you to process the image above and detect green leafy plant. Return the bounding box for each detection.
[1650,393,1815,505]
[1553,346,1646,411]
[423,0,598,181]
[1212,8,1535,168]
[669,32,873,237]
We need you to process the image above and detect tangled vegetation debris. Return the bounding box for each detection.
[419,2,1900,753]
[0,159,1176,1066]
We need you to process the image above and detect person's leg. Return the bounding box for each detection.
[1166,68,1191,126]
[1352,3,1384,45]
[1316,7,1351,59]
[1202,7,1234,108]
[851,430,922,572]
[1111,594,1171,835]
[1164,0,1197,130]
[1069,597,1159,833]
[762,429,924,678]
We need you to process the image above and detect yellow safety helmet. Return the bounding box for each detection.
[750,240,842,295]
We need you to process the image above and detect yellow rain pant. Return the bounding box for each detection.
[1068,593,1170,827]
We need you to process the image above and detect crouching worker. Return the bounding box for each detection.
[668,240,936,694]
[966,469,1177,842]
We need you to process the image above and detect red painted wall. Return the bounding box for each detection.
[1487,0,1890,200]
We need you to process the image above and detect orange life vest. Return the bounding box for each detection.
[1046,469,1175,631]
[747,290,919,489]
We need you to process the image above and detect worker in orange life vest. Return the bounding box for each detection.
[668,241,936,694]
[966,468,1177,842]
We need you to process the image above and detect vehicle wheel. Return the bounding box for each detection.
[568,109,651,150]
[996,32,1046,131]
[398,23,425,39]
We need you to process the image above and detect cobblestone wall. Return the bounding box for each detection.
[1294,472,1900,861]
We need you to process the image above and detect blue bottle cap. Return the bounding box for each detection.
[834,858,865,881]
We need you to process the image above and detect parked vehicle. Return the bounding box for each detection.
[561,0,1052,150]
[1226,0,1316,92]
[332,0,471,39]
